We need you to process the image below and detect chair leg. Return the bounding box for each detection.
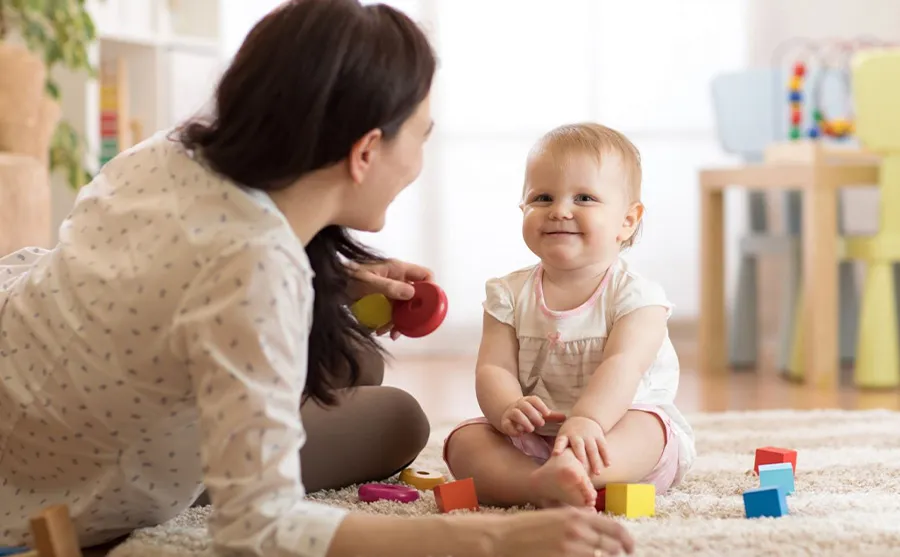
[838,261,859,364]
[780,191,803,375]
[854,261,900,388]
[729,255,759,368]
[729,191,768,368]
[895,262,900,339]
[779,240,802,374]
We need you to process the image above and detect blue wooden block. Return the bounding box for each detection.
[759,462,795,495]
[0,548,29,557]
[743,486,788,518]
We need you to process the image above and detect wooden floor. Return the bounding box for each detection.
[383,333,900,426]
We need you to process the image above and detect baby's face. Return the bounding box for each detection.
[520,150,634,271]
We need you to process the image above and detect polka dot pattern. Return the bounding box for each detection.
[0,133,348,556]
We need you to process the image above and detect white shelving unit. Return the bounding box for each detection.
[88,0,224,166]
[51,0,230,235]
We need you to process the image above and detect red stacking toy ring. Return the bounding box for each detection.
[391,281,448,338]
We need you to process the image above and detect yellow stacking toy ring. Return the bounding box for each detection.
[350,293,393,330]
[399,468,446,491]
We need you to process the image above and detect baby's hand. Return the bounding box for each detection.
[499,396,566,437]
[552,416,611,476]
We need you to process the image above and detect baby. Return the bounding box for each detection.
[442,123,696,508]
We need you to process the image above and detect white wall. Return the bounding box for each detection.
[746,0,900,67]
[219,0,285,59]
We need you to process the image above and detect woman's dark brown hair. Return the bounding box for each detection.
[176,0,436,406]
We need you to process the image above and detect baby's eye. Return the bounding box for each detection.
[574,194,598,203]
[530,194,552,203]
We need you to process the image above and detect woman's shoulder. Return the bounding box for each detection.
[62,133,311,294]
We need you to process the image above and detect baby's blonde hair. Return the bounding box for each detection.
[526,122,643,249]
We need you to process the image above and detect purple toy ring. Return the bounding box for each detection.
[358,483,420,503]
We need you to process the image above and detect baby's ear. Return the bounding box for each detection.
[617,202,644,243]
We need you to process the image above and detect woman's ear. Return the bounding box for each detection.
[348,129,383,184]
[617,202,644,243]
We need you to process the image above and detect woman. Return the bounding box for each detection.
[0,1,635,556]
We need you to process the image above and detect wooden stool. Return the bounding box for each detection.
[2,505,82,557]
[844,49,900,388]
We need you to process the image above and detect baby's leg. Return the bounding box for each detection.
[444,422,545,507]
[527,409,668,508]
[445,421,596,508]
[588,408,669,489]
[528,445,598,507]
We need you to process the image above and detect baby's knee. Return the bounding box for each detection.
[443,423,496,470]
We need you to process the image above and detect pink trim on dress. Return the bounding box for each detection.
[534,264,612,320]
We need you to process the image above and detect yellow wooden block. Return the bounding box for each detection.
[399,467,446,490]
[350,293,392,330]
[605,483,655,518]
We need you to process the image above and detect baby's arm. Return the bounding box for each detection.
[475,312,524,430]
[570,306,668,432]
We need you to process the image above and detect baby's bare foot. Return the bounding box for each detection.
[529,449,597,508]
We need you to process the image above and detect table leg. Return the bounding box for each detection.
[802,177,839,388]
[700,182,726,376]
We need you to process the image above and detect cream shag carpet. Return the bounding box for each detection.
[109,409,900,557]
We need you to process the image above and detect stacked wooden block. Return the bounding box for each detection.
[743,446,797,519]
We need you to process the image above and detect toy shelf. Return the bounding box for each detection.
[56,0,225,179]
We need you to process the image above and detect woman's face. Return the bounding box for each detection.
[342,94,434,232]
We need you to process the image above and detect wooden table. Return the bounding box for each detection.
[699,142,880,388]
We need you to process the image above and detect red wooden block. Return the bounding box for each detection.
[594,488,606,512]
[754,447,797,475]
[433,477,479,513]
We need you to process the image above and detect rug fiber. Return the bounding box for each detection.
[109,409,900,557]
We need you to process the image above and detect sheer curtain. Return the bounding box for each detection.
[366,1,751,354]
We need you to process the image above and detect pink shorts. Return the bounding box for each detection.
[442,404,681,494]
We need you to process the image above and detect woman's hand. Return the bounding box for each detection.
[346,259,433,338]
[552,416,612,476]
[497,508,635,556]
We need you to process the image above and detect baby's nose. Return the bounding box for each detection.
[549,205,574,219]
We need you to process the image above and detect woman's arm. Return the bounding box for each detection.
[475,312,524,429]
[176,243,354,557]
[327,513,498,557]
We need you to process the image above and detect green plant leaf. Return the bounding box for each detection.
[46,78,60,99]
